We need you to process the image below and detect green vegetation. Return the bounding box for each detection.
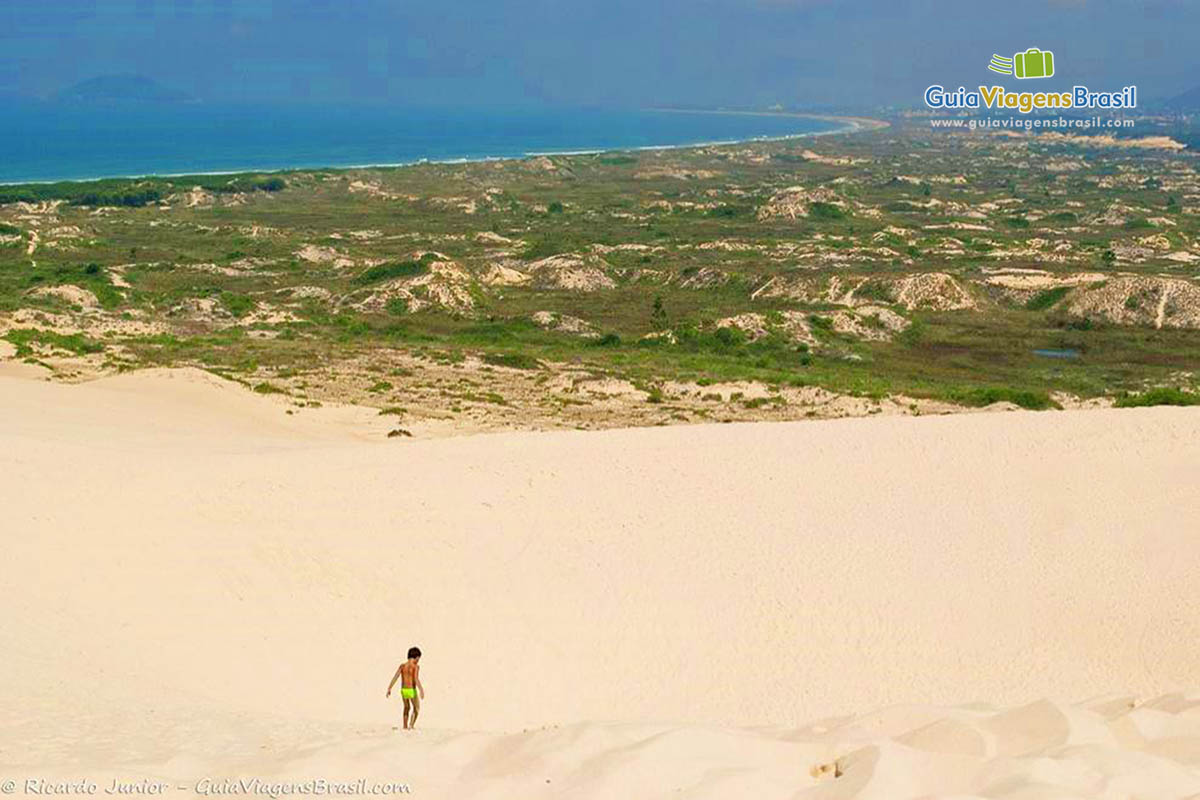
[354,258,431,285]
[5,328,104,357]
[1025,287,1071,311]
[949,387,1058,411]
[808,201,847,220]
[3,119,1200,429]
[1113,387,1200,408]
[220,292,256,317]
[482,352,541,370]
[0,174,285,207]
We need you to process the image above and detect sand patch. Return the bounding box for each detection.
[351,260,477,315]
[531,311,599,338]
[757,186,845,221]
[480,264,532,287]
[295,244,355,268]
[892,272,976,311]
[527,254,616,291]
[2,374,1200,797]
[1068,276,1200,329]
[30,284,101,309]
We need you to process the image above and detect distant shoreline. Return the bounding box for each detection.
[0,108,882,187]
[646,107,891,133]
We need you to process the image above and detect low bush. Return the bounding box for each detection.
[808,201,847,221]
[5,328,104,357]
[354,258,430,285]
[1113,387,1200,408]
[1025,286,1071,311]
[482,352,540,370]
[950,386,1058,410]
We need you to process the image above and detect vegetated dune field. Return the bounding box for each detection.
[3,365,1200,798]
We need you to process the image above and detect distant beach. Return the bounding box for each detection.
[0,105,855,184]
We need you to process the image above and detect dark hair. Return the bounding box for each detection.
[407,646,422,659]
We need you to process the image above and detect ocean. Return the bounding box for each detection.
[0,105,844,184]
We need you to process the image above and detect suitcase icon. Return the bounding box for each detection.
[1014,48,1054,79]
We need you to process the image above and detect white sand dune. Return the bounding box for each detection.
[3,367,1199,798]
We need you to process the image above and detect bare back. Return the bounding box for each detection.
[400,660,418,688]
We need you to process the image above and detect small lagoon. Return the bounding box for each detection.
[1032,348,1081,360]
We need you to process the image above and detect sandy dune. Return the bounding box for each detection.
[3,367,1199,798]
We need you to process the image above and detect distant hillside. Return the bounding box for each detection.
[55,75,192,106]
[1164,84,1200,112]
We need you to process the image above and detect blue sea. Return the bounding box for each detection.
[0,105,844,184]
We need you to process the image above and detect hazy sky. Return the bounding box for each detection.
[2,0,1197,107]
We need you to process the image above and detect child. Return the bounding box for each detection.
[386,647,425,730]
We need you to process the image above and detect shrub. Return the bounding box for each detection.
[854,281,893,303]
[950,387,1058,410]
[650,296,668,329]
[73,188,162,208]
[808,314,833,331]
[808,201,847,220]
[354,259,429,285]
[219,292,255,317]
[592,333,622,347]
[1113,388,1200,408]
[482,352,540,370]
[524,233,588,260]
[5,329,104,357]
[713,326,745,347]
[708,204,751,218]
[1025,286,1070,311]
[332,313,371,337]
[200,175,287,194]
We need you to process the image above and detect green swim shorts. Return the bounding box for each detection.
[400,687,417,700]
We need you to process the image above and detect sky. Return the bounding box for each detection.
[1,0,1197,108]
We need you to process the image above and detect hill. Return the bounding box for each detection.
[1164,84,1200,112]
[54,74,192,106]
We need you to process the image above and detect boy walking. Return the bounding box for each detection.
[386,647,425,730]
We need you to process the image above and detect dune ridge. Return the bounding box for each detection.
[3,367,1199,798]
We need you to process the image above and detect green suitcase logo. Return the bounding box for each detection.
[988,48,1055,79]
